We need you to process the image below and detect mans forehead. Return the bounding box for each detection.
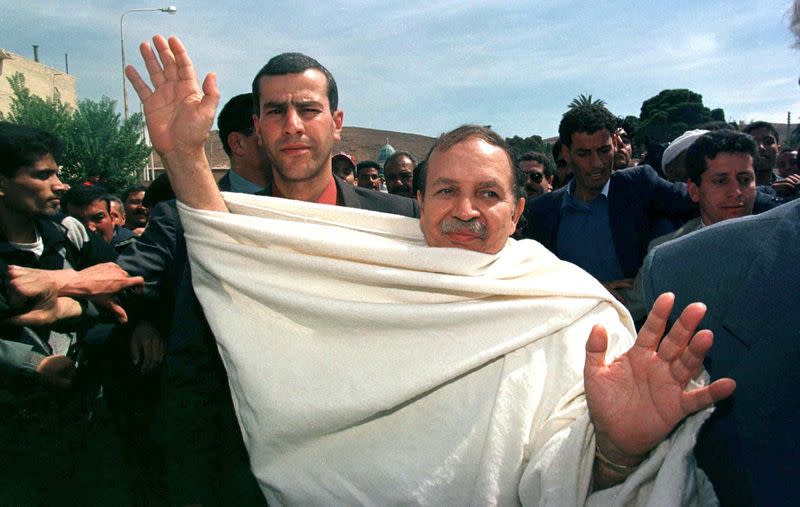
[258,70,328,102]
[571,129,613,146]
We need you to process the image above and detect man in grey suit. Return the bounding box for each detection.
[642,200,799,505]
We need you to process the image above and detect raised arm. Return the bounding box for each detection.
[125,35,227,212]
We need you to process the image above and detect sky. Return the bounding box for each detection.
[3,0,800,139]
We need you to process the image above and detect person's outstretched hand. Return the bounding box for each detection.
[584,292,735,472]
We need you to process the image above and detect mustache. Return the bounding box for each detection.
[440,218,487,239]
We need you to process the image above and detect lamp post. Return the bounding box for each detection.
[120,5,177,119]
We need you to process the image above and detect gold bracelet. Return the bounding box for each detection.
[595,446,640,475]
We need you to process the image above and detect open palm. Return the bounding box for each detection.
[584,293,736,463]
[124,35,219,157]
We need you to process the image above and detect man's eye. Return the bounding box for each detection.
[481,191,500,199]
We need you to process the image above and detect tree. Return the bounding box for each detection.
[637,89,726,144]
[505,134,555,173]
[0,73,150,192]
[568,94,606,109]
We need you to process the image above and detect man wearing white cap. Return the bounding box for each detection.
[662,129,708,182]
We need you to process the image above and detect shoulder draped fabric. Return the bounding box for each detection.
[177,192,717,506]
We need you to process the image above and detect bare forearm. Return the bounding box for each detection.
[163,147,228,212]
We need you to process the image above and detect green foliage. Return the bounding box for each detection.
[0,73,150,193]
[568,94,606,109]
[505,134,555,173]
[638,89,726,144]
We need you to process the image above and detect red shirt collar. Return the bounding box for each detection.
[272,176,339,205]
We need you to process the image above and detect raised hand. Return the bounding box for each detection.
[584,292,735,469]
[124,35,219,158]
[124,35,227,211]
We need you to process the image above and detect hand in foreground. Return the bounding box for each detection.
[584,292,735,469]
[35,355,76,389]
[8,264,144,323]
[601,278,634,304]
[130,319,164,373]
[772,173,800,197]
[3,268,82,326]
[124,34,219,159]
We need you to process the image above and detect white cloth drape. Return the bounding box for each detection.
[178,193,716,506]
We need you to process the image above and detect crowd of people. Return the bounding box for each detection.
[1,5,799,507]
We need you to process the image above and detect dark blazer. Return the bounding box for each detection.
[523,165,696,278]
[642,200,800,506]
[116,175,418,505]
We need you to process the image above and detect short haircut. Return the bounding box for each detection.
[143,173,175,208]
[384,151,417,170]
[356,160,382,176]
[686,130,758,185]
[251,53,338,114]
[558,104,617,148]
[743,121,779,144]
[218,93,256,157]
[517,151,554,177]
[420,125,524,200]
[551,140,563,161]
[108,195,124,212]
[61,185,109,213]
[121,185,147,204]
[0,122,63,177]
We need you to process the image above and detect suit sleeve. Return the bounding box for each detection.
[643,165,696,218]
[116,201,180,321]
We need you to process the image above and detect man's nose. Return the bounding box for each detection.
[453,196,480,220]
[282,108,304,135]
[52,176,68,194]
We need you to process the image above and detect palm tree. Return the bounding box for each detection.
[568,94,606,109]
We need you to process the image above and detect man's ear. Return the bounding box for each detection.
[332,110,344,142]
[253,114,263,146]
[560,143,571,164]
[416,190,424,213]
[512,197,525,226]
[687,179,700,204]
[227,132,244,157]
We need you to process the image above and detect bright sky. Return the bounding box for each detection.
[3,0,800,139]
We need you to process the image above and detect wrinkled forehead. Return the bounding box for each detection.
[428,137,516,188]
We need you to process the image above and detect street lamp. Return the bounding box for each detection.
[120,5,177,119]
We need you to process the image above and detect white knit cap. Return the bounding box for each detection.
[661,129,709,170]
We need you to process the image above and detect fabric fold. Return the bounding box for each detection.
[178,193,715,506]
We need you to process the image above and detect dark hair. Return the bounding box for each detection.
[356,160,382,176]
[251,53,338,114]
[142,173,175,208]
[61,185,110,213]
[384,151,417,170]
[420,125,524,200]
[517,151,554,178]
[558,104,617,148]
[743,121,779,144]
[218,93,256,157]
[686,130,758,185]
[120,185,148,204]
[551,140,563,161]
[0,122,63,177]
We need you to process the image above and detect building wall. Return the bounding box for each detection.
[0,49,77,115]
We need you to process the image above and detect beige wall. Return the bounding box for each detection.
[0,49,77,115]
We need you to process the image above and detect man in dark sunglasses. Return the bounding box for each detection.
[516,151,553,197]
